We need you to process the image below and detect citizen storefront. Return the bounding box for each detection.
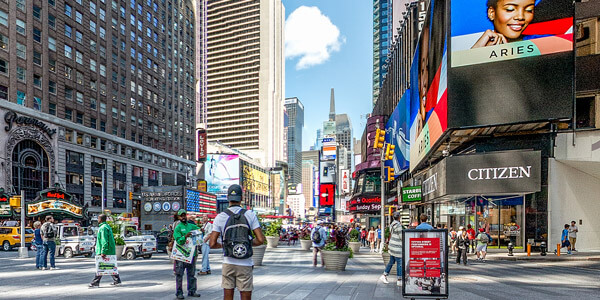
[406,150,543,251]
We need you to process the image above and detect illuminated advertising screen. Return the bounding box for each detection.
[242,164,269,196]
[385,92,411,176]
[319,184,335,206]
[205,154,240,195]
[409,0,448,172]
[448,0,574,128]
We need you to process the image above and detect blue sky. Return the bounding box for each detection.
[283,0,373,151]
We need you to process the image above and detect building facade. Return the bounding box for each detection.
[0,0,196,219]
[372,0,393,105]
[198,0,285,167]
[301,159,314,211]
[284,97,303,186]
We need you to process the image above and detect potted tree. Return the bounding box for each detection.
[348,229,361,254]
[381,227,397,275]
[114,235,126,260]
[322,230,353,271]
[251,228,267,266]
[299,230,312,251]
[265,220,281,249]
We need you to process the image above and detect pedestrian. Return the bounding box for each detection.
[476,228,489,261]
[89,214,122,287]
[380,211,404,286]
[209,184,265,300]
[456,227,469,265]
[33,221,43,270]
[466,224,476,254]
[311,220,327,267]
[40,215,58,270]
[375,225,382,252]
[569,221,578,252]
[173,209,201,299]
[368,227,376,252]
[415,214,434,230]
[560,224,572,255]
[360,228,367,247]
[198,216,213,276]
[449,227,457,254]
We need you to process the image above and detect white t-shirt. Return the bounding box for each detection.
[212,206,261,267]
[569,225,578,238]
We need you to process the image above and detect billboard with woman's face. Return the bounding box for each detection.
[448,0,574,128]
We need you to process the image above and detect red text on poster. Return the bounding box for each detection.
[410,238,440,258]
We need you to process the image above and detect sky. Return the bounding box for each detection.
[283,0,373,151]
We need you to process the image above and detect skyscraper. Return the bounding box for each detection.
[0,0,197,215]
[198,0,285,167]
[284,97,304,186]
[336,114,353,170]
[373,0,393,105]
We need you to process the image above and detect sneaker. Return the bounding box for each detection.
[188,292,201,297]
[380,274,389,284]
[396,280,402,287]
[42,267,48,270]
[50,267,59,270]
[88,283,99,288]
[110,282,121,286]
[176,295,185,300]
[198,271,209,275]
[207,270,211,274]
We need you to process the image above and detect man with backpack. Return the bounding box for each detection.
[173,209,201,299]
[475,228,490,261]
[311,220,327,267]
[209,184,265,300]
[40,215,58,270]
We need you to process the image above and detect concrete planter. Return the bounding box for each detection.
[322,250,351,271]
[381,252,397,275]
[252,245,267,266]
[266,236,279,248]
[115,245,125,260]
[349,242,361,254]
[300,240,312,251]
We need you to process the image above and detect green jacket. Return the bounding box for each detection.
[96,222,116,255]
[173,221,199,246]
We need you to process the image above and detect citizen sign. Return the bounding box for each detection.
[422,173,438,196]
[467,166,532,181]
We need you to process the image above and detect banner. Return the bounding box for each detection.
[197,129,207,161]
[341,169,350,194]
[205,154,240,195]
[95,255,119,276]
[402,229,448,298]
[170,238,195,264]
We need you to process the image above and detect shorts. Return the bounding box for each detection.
[222,263,253,291]
[561,240,571,248]
[476,244,487,252]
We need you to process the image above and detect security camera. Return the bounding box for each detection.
[442,149,450,157]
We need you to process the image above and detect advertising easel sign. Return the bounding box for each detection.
[402,229,448,299]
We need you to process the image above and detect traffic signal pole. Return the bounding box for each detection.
[375,119,386,253]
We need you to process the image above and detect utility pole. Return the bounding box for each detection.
[375,119,386,253]
[18,190,28,258]
[101,169,105,213]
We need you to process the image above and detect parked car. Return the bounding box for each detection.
[0,227,34,251]
[156,230,171,253]
[56,223,95,258]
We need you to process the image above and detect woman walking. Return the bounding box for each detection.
[368,227,376,252]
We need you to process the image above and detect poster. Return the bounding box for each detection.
[170,238,195,264]
[95,255,119,276]
[205,154,240,195]
[402,229,448,298]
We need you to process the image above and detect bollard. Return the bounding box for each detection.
[557,244,561,256]
[527,244,531,256]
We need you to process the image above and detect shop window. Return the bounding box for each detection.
[66,172,83,185]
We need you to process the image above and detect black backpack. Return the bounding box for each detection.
[43,223,55,239]
[222,209,253,259]
[311,226,322,244]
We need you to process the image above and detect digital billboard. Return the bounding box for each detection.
[448,0,574,128]
[319,183,335,206]
[320,161,336,184]
[385,91,411,176]
[409,0,448,171]
[205,154,240,195]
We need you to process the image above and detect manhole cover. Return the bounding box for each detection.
[449,277,478,282]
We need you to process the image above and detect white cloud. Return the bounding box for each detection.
[285,6,345,70]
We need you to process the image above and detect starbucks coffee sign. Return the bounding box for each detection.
[402,186,422,203]
[4,111,56,138]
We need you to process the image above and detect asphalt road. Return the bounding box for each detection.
[0,246,598,300]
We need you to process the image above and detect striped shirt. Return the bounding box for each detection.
[388,220,404,258]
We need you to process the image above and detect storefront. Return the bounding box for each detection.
[26,184,86,222]
[407,150,542,250]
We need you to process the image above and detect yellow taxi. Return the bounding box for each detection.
[0,227,34,251]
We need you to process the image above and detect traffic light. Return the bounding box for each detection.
[129,192,133,200]
[385,144,395,160]
[386,167,395,182]
[373,128,385,149]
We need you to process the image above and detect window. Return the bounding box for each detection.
[100,121,106,132]
[33,97,42,111]
[33,5,42,19]
[16,67,26,82]
[48,14,56,28]
[65,87,73,100]
[99,8,105,21]
[64,66,72,79]
[90,118,97,129]
[16,19,26,35]
[34,74,42,88]
[48,81,56,94]
[90,98,97,110]
[0,85,7,101]
[16,43,26,59]
[75,31,83,43]
[48,37,56,51]
[65,108,72,120]
[112,107,117,118]
[33,28,42,43]
[120,111,126,122]
[0,33,7,50]
[0,59,7,74]
[33,51,42,65]
[49,103,56,115]
[99,27,105,39]
[90,80,97,90]
[76,51,83,64]
[64,45,73,59]
[90,2,96,14]
[49,0,55,6]
[65,4,72,17]
[76,112,83,124]
[100,102,106,114]
[16,0,26,11]
[76,71,83,85]
[65,24,72,38]
[49,58,56,72]
[76,91,83,104]
[90,20,96,32]
[75,11,83,24]
[0,10,7,27]
[17,91,26,105]
[90,59,96,71]
[100,64,106,77]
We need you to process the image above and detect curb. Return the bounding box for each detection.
[486,256,600,262]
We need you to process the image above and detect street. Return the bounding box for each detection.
[0,245,598,300]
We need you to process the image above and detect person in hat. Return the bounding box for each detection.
[173,209,201,299]
[209,184,265,300]
[311,220,327,267]
[380,211,405,286]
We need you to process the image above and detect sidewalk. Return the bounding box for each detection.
[458,248,600,262]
